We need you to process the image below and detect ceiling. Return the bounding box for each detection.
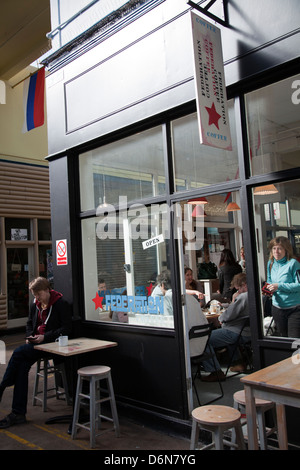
[0,0,51,82]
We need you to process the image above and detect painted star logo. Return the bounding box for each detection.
[146,283,153,296]
[92,292,104,310]
[205,102,221,129]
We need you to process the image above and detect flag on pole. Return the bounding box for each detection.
[22,68,45,133]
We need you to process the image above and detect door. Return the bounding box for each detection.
[7,247,34,327]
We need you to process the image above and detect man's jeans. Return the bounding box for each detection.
[202,328,241,372]
[0,343,43,415]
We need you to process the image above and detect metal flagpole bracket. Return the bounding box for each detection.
[187,0,229,28]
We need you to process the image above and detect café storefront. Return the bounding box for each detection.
[44,0,300,440]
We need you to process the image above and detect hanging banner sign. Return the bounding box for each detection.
[56,239,68,266]
[190,11,232,150]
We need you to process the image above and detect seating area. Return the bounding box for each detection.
[190,368,279,450]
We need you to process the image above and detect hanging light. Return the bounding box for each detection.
[187,197,208,204]
[192,205,207,217]
[225,202,241,212]
[98,172,109,210]
[253,184,278,196]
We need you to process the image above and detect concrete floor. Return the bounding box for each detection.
[0,332,192,451]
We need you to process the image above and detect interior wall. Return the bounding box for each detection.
[0,74,48,165]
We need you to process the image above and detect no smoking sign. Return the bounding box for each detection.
[56,239,68,266]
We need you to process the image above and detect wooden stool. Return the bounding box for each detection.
[232,390,277,450]
[190,405,246,450]
[71,365,120,448]
[32,358,71,412]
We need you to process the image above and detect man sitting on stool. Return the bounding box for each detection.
[201,273,250,382]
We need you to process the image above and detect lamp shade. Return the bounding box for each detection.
[253,184,278,196]
[225,202,241,212]
[192,205,207,217]
[187,197,208,204]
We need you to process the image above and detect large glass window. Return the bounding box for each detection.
[253,180,300,339]
[79,126,166,211]
[82,203,174,328]
[245,73,300,176]
[172,100,239,190]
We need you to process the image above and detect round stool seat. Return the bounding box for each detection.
[192,405,241,426]
[77,365,111,377]
[234,390,273,407]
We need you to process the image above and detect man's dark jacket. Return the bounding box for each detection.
[26,290,72,343]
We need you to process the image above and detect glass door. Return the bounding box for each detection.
[7,247,32,326]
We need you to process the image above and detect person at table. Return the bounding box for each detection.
[185,294,208,357]
[0,277,72,429]
[151,270,174,315]
[215,249,242,302]
[266,236,300,338]
[201,273,250,382]
[184,266,205,306]
[239,246,246,272]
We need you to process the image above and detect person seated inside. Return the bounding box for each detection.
[213,249,242,302]
[185,295,208,358]
[151,270,173,315]
[184,267,206,306]
[201,273,250,382]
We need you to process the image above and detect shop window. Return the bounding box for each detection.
[38,219,51,240]
[79,126,165,211]
[253,180,300,339]
[245,73,300,176]
[172,100,238,191]
[81,203,174,328]
[5,218,31,241]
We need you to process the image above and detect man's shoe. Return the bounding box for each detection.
[230,363,246,373]
[0,412,27,429]
[201,370,226,382]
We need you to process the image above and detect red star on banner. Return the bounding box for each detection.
[92,292,104,310]
[146,283,153,296]
[205,102,221,130]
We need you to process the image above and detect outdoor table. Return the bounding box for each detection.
[240,355,300,450]
[34,337,117,431]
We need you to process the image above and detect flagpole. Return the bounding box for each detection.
[11,67,45,89]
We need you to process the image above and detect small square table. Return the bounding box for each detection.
[34,337,117,357]
[34,337,118,430]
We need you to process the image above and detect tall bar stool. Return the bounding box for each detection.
[32,358,71,412]
[71,365,120,448]
[190,405,246,450]
[232,390,277,450]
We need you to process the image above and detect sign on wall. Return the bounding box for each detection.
[190,11,232,150]
[56,239,68,266]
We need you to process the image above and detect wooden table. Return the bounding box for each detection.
[34,337,117,357]
[241,355,300,450]
[34,337,117,429]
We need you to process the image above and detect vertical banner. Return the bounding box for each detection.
[190,11,232,150]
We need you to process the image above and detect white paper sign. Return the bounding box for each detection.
[142,234,164,250]
[190,11,232,150]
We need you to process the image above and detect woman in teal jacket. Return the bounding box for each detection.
[267,236,300,337]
